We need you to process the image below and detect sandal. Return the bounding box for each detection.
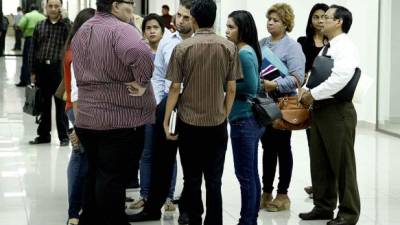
[266,194,290,212]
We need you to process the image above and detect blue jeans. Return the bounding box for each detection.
[66,109,88,219]
[230,116,265,225]
[140,124,177,199]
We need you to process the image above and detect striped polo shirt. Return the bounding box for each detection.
[166,28,243,127]
[71,12,156,130]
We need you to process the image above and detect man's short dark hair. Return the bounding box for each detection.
[47,0,63,4]
[330,4,352,33]
[96,0,113,13]
[17,7,23,11]
[190,0,216,28]
[162,5,170,11]
[180,0,192,9]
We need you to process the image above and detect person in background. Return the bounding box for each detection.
[297,3,329,198]
[162,0,242,224]
[258,2,305,212]
[128,1,193,223]
[28,0,70,146]
[129,13,176,215]
[141,13,164,55]
[0,12,9,57]
[13,7,24,51]
[225,10,265,225]
[161,4,173,30]
[126,0,142,33]
[71,0,155,224]
[299,5,361,225]
[63,8,96,225]
[15,4,46,87]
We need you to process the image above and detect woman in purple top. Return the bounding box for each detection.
[258,3,305,212]
[71,1,156,225]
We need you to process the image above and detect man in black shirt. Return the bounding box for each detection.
[29,0,70,146]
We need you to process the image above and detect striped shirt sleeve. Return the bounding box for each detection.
[114,24,154,85]
[165,46,183,83]
[227,46,243,81]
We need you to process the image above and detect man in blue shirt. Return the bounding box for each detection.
[128,0,193,223]
[13,7,23,51]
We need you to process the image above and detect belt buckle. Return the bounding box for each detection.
[45,59,51,65]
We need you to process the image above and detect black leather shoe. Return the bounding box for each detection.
[29,137,51,145]
[299,207,334,220]
[178,212,189,224]
[327,217,355,225]
[127,211,161,222]
[15,81,28,87]
[60,138,70,146]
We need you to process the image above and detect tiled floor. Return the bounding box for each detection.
[1,55,400,225]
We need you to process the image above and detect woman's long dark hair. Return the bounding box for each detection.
[61,8,95,79]
[305,3,329,40]
[65,8,96,49]
[228,10,262,72]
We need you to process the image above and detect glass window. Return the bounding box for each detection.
[377,0,400,136]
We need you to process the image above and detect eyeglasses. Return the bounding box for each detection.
[323,15,336,20]
[117,1,135,6]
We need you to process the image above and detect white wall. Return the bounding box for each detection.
[149,0,179,15]
[218,0,378,124]
[389,0,400,120]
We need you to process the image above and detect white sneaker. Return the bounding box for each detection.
[163,198,176,220]
[128,197,146,209]
[67,218,79,225]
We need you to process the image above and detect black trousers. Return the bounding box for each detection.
[36,62,68,141]
[310,101,360,224]
[178,119,228,225]
[0,30,7,56]
[14,28,22,50]
[19,37,32,84]
[261,125,293,194]
[76,127,145,225]
[144,96,187,215]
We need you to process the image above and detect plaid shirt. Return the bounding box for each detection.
[29,18,71,73]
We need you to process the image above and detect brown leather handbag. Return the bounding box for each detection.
[272,76,310,130]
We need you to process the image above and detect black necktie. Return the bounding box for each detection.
[322,42,330,56]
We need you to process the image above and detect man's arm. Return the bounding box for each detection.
[17,15,27,32]
[29,24,40,83]
[224,80,236,117]
[115,25,154,86]
[151,40,167,104]
[163,82,180,140]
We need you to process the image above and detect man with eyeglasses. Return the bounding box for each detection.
[71,0,155,225]
[299,5,361,225]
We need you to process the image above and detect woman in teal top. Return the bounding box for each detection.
[226,10,265,225]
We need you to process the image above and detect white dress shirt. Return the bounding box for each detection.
[310,33,360,100]
[151,31,184,104]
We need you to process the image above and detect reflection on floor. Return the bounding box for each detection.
[1,56,400,225]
